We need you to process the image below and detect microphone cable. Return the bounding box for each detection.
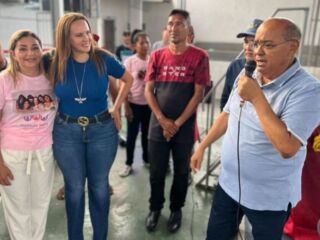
[236,59,255,240]
[189,181,196,240]
[236,104,245,240]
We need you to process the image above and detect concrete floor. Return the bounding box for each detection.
[0,103,292,240]
[0,143,293,240]
[0,143,215,240]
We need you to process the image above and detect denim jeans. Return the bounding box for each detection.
[53,116,118,240]
[206,184,290,240]
[148,140,193,212]
[126,103,151,165]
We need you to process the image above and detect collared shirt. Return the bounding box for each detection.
[220,59,320,211]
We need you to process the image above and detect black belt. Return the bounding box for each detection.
[57,110,111,127]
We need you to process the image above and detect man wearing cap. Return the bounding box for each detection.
[191,17,320,240]
[220,18,263,111]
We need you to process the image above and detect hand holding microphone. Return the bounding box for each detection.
[244,60,256,78]
[238,60,260,105]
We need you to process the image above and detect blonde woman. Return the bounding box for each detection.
[50,12,132,240]
[0,30,56,240]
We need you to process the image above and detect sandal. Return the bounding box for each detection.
[56,187,65,200]
[109,184,114,195]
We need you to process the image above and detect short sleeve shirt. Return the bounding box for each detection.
[0,71,57,151]
[123,54,149,105]
[220,59,320,210]
[54,52,125,117]
[145,45,210,142]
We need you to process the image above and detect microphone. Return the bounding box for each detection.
[240,60,256,107]
[244,60,256,78]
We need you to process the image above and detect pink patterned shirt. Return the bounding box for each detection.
[0,71,57,151]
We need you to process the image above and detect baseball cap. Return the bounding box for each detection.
[236,18,263,38]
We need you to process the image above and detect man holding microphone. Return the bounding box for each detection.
[191,17,320,240]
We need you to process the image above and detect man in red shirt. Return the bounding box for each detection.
[144,9,210,233]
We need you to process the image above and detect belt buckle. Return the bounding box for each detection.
[77,116,89,127]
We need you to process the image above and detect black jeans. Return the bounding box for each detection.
[126,103,151,166]
[148,139,194,212]
[206,184,291,240]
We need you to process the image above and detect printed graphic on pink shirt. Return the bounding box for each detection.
[124,54,149,105]
[137,69,146,81]
[0,72,56,151]
[15,92,57,113]
[11,90,57,130]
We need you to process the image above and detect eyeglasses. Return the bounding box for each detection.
[253,40,293,50]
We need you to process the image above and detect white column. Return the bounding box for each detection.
[180,0,186,9]
[51,0,64,43]
[129,0,143,30]
[172,0,186,9]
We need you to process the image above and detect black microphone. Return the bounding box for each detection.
[244,60,256,78]
[240,60,256,107]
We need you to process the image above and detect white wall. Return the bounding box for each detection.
[182,0,318,99]
[99,0,171,50]
[209,60,229,99]
[100,0,130,49]
[0,3,40,49]
[143,2,173,44]
[186,0,313,44]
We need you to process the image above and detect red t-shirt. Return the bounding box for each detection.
[145,45,210,142]
[284,125,320,240]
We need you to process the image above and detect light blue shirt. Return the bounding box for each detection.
[220,59,320,211]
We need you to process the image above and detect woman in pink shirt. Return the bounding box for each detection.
[0,30,56,240]
[119,32,152,177]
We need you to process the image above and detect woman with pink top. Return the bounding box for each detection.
[0,30,56,240]
[119,32,152,177]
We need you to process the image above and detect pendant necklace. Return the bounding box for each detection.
[72,59,87,104]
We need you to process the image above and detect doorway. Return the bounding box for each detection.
[103,19,115,53]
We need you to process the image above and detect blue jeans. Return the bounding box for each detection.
[206,184,290,240]
[53,116,118,240]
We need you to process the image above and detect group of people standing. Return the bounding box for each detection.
[0,8,205,240]
[0,12,132,240]
[0,7,319,240]
[114,9,209,234]
[191,16,320,240]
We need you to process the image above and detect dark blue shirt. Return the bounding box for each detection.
[55,53,125,117]
[220,58,245,111]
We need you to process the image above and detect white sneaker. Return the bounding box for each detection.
[119,165,133,177]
